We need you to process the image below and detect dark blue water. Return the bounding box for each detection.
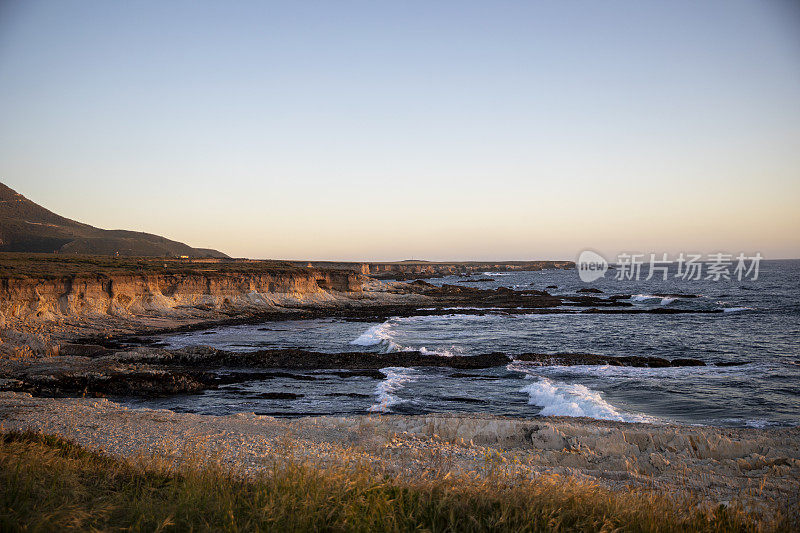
[126,260,800,427]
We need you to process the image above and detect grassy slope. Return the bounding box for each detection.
[1,432,793,532]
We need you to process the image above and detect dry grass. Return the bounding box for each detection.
[1,431,795,532]
[0,252,312,280]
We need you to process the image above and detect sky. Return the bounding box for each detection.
[0,1,798,261]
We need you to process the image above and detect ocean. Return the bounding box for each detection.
[123,259,800,428]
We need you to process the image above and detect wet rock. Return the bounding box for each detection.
[214,371,317,383]
[562,296,632,307]
[515,353,706,368]
[116,346,513,371]
[398,282,560,309]
[59,343,113,357]
[223,349,512,371]
[577,288,604,294]
[670,358,706,367]
[325,369,385,379]
[2,369,213,397]
[0,378,23,389]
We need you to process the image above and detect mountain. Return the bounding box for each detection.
[0,183,228,258]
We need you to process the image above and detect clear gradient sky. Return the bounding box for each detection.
[1,1,798,261]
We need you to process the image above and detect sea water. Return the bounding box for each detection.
[122,260,800,427]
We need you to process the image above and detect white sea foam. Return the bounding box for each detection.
[630,294,660,302]
[722,307,753,313]
[483,272,512,276]
[413,346,457,357]
[519,376,653,422]
[630,294,678,306]
[520,377,625,420]
[351,317,470,356]
[407,308,548,317]
[718,418,785,429]
[745,419,776,429]
[350,321,399,351]
[368,367,416,413]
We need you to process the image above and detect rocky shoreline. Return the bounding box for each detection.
[1,345,728,398]
[2,391,798,515]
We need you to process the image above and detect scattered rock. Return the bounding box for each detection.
[515,353,706,368]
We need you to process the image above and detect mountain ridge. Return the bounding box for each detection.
[0,182,228,258]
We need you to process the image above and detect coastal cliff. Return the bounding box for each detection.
[0,255,577,327]
[292,260,575,279]
[0,253,578,358]
[0,257,371,358]
[0,268,362,325]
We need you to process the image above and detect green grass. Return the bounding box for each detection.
[0,431,795,532]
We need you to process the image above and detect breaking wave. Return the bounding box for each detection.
[350,321,399,352]
[630,294,676,305]
[520,376,650,422]
[369,367,416,413]
[350,318,462,356]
